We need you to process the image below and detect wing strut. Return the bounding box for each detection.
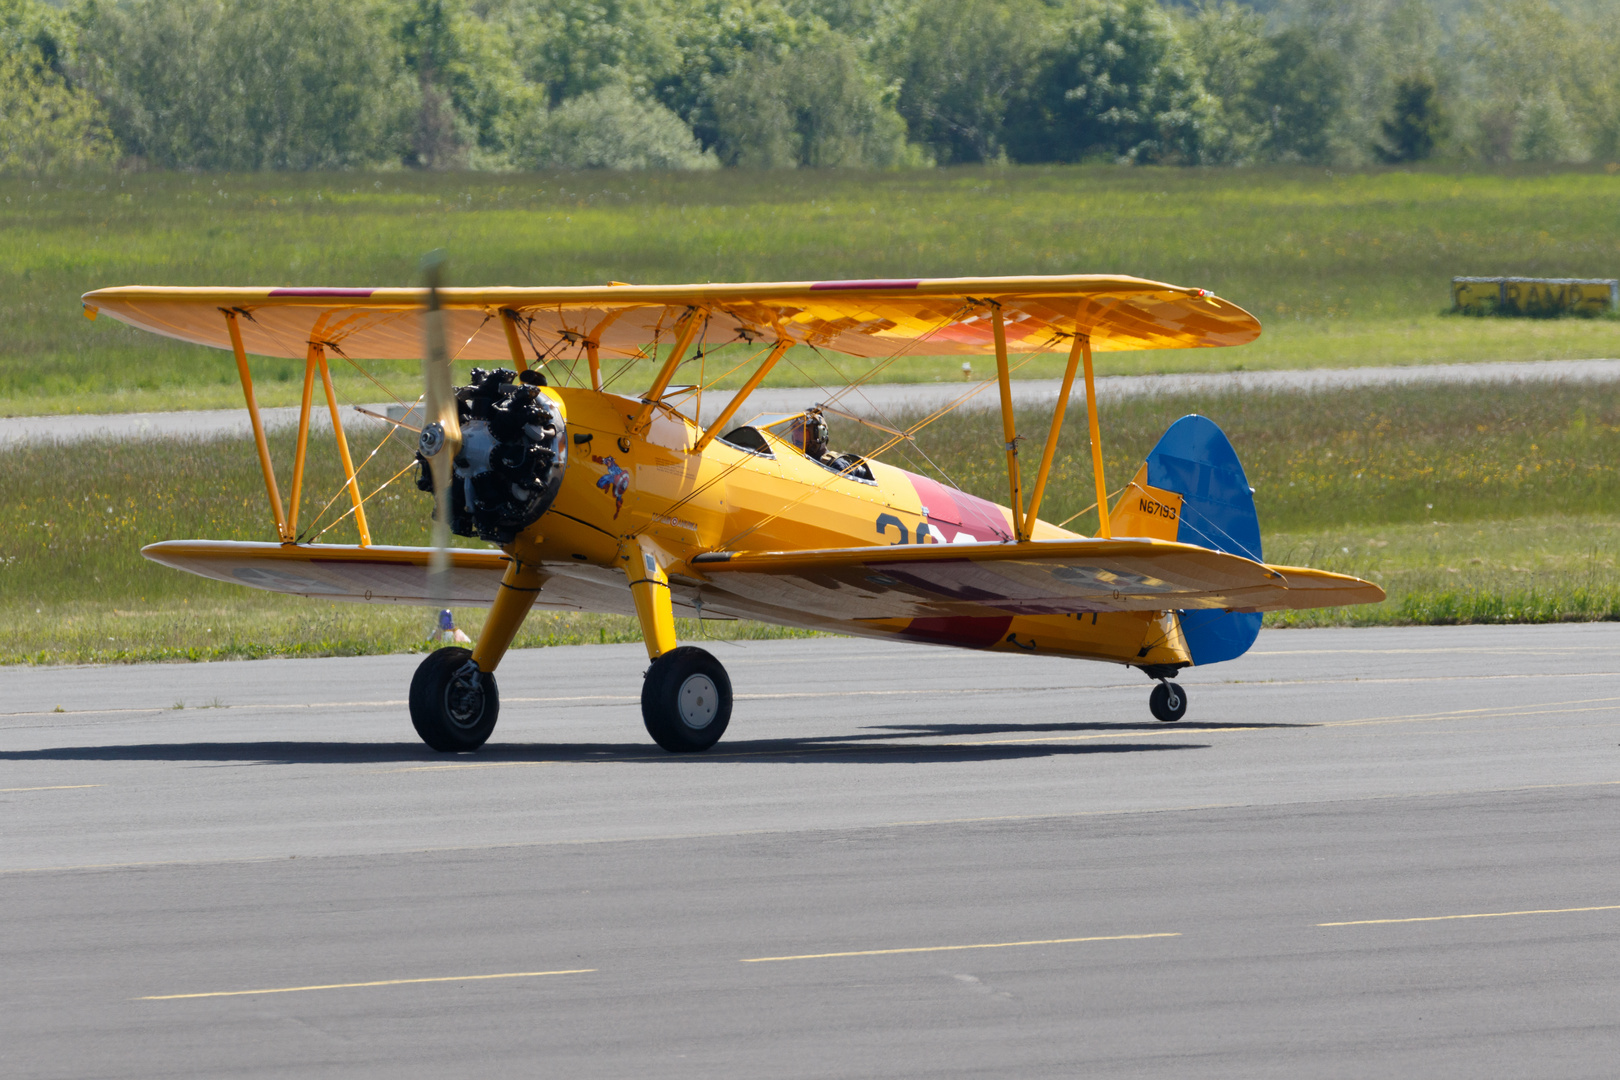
[991,306,1028,542]
[1022,330,1086,538]
[1080,333,1110,538]
[694,339,791,452]
[315,343,371,546]
[287,341,321,538]
[498,309,530,373]
[633,308,702,430]
[585,338,602,391]
[224,309,290,542]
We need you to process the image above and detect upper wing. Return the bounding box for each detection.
[82,275,1259,363]
[691,538,1382,620]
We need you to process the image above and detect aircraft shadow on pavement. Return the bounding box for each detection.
[849,719,1314,739]
[0,735,1210,766]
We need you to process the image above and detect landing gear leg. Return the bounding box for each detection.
[622,539,732,752]
[408,557,542,752]
[1149,680,1187,723]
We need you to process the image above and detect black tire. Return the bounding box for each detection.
[641,646,732,753]
[1149,681,1187,723]
[409,646,500,752]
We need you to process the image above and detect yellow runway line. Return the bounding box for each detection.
[1320,695,1620,730]
[1320,904,1620,927]
[0,784,102,793]
[137,968,595,1000]
[741,932,1179,962]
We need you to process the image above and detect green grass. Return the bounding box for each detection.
[4,165,1619,416]
[0,420,812,664]
[3,379,1617,663]
[839,377,1620,630]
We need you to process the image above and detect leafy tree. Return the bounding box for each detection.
[0,44,118,172]
[1265,0,1447,164]
[1008,0,1212,164]
[1465,0,1599,162]
[1513,86,1587,162]
[1,0,117,172]
[888,0,1049,164]
[710,34,917,167]
[397,0,535,168]
[1376,73,1446,161]
[783,0,914,49]
[511,83,716,170]
[78,0,417,170]
[655,0,815,150]
[478,0,679,108]
[1249,27,1347,163]
[1178,0,1273,164]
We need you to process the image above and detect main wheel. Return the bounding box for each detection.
[1149,681,1187,723]
[409,646,500,752]
[641,646,732,753]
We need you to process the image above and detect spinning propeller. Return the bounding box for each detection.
[418,251,461,626]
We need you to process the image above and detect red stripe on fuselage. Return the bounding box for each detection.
[906,473,1013,543]
[896,615,1013,649]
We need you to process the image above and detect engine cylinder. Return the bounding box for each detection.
[415,368,567,544]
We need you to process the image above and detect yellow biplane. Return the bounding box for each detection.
[81,274,1382,753]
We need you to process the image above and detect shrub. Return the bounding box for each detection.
[78,0,417,170]
[511,83,716,171]
[711,36,919,169]
[1008,0,1212,164]
[1376,73,1446,162]
[0,44,117,173]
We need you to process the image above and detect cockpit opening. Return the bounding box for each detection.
[718,425,773,457]
[784,407,875,483]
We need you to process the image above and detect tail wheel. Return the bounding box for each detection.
[1149,681,1187,723]
[410,646,500,752]
[642,646,732,753]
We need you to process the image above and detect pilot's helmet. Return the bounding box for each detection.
[790,411,829,458]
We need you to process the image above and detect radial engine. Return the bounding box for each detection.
[414,367,567,544]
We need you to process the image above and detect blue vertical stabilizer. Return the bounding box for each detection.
[1145,415,1263,666]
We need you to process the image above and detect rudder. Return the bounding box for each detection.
[1135,415,1263,666]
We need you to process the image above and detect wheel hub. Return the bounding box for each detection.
[444,663,485,729]
[676,673,719,730]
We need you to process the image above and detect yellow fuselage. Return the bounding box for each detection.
[520,386,1191,669]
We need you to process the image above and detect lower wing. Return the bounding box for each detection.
[144,536,1381,624]
[691,538,1383,620]
[141,540,640,618]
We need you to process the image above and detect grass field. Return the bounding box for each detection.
[3,165,1618,416]
[3,379,1615,664]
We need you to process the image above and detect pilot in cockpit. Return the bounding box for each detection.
[786,407,876,482]
[787,409,831,463]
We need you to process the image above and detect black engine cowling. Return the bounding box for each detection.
[414,367,567,544]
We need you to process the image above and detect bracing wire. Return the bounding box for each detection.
[295,396,414,543]
[713,351,1045,552]
[310,458,421,544]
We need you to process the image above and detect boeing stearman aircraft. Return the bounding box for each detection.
[81,274,1383,753]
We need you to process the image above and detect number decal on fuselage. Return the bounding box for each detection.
[876,513,909,545]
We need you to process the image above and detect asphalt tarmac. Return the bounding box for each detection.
[3,624,1618,1077]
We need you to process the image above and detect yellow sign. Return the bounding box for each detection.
[1453,277,1618,316]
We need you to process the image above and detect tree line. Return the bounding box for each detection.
[2,0,1616,174]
